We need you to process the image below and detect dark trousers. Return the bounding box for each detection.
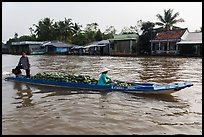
[17,66,30,78]
[25,69,30,78]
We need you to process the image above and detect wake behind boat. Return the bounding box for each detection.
[5,72,193,94]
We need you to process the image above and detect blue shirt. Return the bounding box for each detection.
[97,73,111,85]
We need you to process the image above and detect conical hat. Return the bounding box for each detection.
[101,67,110,73]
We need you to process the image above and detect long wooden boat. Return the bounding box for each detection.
[5,75,193,94]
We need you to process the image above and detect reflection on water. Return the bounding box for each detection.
[128,93,179,102]
[2,55,202,135]
[138,57,183,83]
[12,82,34,108]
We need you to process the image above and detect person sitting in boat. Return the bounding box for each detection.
[16,51,31,78]
[97,67,112,85]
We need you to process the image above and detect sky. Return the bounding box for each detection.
[2,2,202,43]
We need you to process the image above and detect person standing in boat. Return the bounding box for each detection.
[17,51,31,78]
[97,67,112,85]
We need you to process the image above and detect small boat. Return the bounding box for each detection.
[5,75,193,94]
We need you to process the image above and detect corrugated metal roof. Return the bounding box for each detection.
[42,41,74,48]
[12,41,45,45]
[83,44,97,48]
[177,32,202,44]
[97,40,109,45]
[71,45,84,49]
[177,41,202,44]
[83,40,109,48]
[109,34,138,41]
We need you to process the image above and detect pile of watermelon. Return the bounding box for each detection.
[31,72,98,84]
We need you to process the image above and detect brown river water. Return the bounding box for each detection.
[2,54,202,135]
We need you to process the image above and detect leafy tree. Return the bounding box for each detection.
[104,26,116,35]
[18,35,37,41]
[95,29,103,41]
[138,21,155,55]
[63,18,74,43]
[53,18,74,42]
[83,23,100,43]
[156,9,184,30]
[52,21,61,41]
[14,32,18,38]
[72,33,87,45]
[85,22,99,32]
[33,17,55,41]
[103,25,116,39]
[73,23,82,37]
[120,26,131,34]
[72,23,83,44]
[29,27,36,38]
[120,25,139,34]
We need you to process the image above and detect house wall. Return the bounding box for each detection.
[180,30,189,40]
[151,40,179,55]
[2,45,10,54]
[11,45,30,55]
[11,44,44,55]
[179,44,202,57]
[29,44,44,54]
[46,46,55,54]
[45,46,70,55]
[102,44,110,55]
[110,40,138,56]
[56,47,68,53]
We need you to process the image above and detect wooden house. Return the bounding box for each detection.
[11,41,45,55]
[177,32,202,57]
[109,34,139,56]
[150,28,188,56]
[2,43,10,54]
[42,41,74,55]
[83,40,110,55]
[70,45,85,55]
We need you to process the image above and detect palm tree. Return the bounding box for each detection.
[156,9,185,30]
[62,18,74,43]
[73,23,82,36]
[33,17,55,40]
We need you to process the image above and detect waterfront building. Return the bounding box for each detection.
[150,28,202,57]
[42,41,75,55]
[11,41,45,55]
[109,33,139,56]
[177,32,202,57]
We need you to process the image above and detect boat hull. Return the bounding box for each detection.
[5,75,193,94]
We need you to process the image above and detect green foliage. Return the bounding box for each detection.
[95,29,103,41]
[156,9,185,30]
[33,17,55,41]
[5,9,186,51]
[120,25,139,34]
[18,35,37,41]
[138,21,155,55]
[72,33,88,46]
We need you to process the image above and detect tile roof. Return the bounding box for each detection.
[153,28,187,40]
